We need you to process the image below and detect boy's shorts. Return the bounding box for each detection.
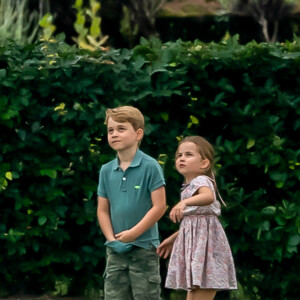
[104,245,161,300]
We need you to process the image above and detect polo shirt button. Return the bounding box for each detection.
[122,177,126,181]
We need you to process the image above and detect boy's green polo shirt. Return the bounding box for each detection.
[97,149,165,249]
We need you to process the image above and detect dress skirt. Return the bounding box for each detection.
[165,214,237,291]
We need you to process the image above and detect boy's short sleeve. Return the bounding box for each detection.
[147,160,165,192]
[97,166,107,198]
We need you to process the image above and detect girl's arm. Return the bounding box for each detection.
[156,231,179,259]
[115,186,167,243]
[97,196,116,242]
[170,186,214,223]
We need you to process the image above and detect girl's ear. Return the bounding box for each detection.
[200,158,210,170]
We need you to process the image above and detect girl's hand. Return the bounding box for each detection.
[115,230,136,243]
[157,236,174,259]
[169,201,187,223]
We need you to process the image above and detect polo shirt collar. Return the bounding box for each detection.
[130,149,143,167]
[112,149,143,170]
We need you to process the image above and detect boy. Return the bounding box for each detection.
[97,106,166,299]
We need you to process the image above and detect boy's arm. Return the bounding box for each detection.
[115,185,166,243]
[97,196,116,242]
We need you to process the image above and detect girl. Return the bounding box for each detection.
[157,136,237,300]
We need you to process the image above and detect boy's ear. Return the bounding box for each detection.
[136,128,144,141]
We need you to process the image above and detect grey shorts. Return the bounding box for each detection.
[104,246,161,300]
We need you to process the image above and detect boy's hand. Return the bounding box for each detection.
[169,201,186,223]
[115,230,136,243]
[105,240,133,254]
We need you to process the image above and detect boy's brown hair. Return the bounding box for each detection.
[105,106,145,131]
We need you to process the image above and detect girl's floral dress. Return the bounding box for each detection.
[165,175,237,291]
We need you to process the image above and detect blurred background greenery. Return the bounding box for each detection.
[0,1,299,299]
[1,0,300,48]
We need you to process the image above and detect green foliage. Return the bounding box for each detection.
[0,0,40,46]
[39,13,56,41]
[72,0,109,51]
[0,35,299,299]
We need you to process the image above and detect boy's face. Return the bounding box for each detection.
[107,117,143,152]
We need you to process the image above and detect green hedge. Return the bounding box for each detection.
[0,35,299,299]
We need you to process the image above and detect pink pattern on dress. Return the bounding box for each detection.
[165,176,237,291]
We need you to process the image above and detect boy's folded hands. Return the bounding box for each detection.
[105,240,133,254]
[115,229,137,243]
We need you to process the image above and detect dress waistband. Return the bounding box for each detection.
[183,213,218,217]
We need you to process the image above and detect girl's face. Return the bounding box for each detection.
[176,142,209,183]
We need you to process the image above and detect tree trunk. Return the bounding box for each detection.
[261,17,270,42]
[271,21,279,42]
